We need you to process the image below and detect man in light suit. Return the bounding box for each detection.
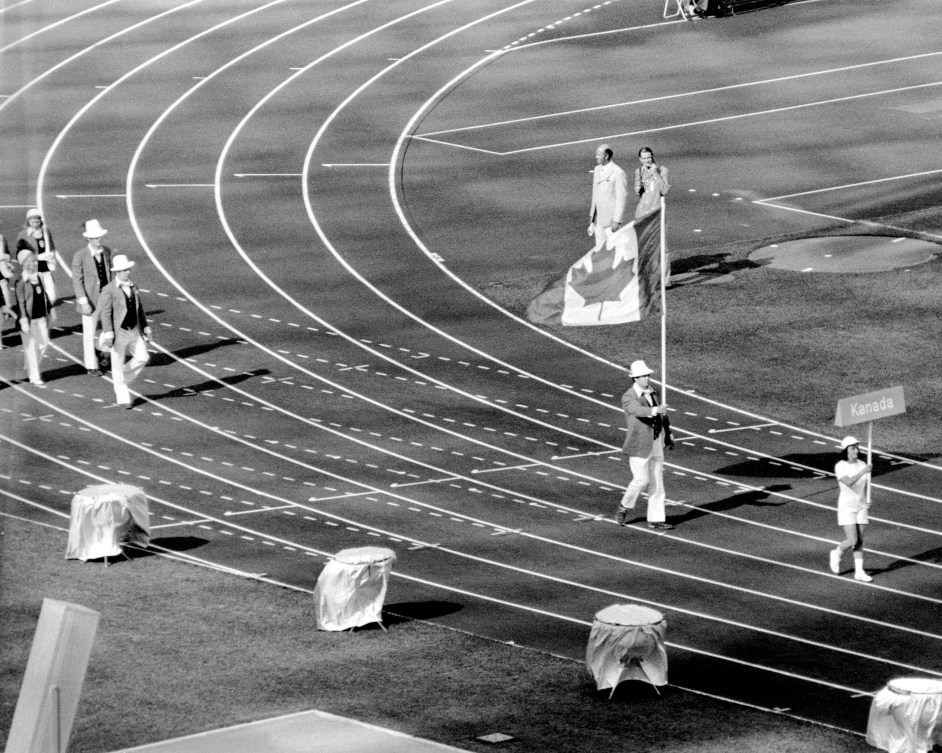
[98,254,151,409]
[588,143,629,249]
[617,359,675,530]
[71,219,113,375]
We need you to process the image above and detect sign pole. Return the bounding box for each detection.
[866,421,873,506]
[659,197,667,407]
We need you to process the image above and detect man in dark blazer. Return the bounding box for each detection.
[71,219,113,375]
[617,359,675,529]
[98,254,151,409]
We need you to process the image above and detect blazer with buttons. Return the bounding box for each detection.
[621,387,673,457]
[98,278,147,337]
[71,245,113,309]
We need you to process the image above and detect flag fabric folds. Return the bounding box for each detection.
[527,208,662,326]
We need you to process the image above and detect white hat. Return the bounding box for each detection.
[629,359,654,378]
[110,254,134,272]
[840,436,859,450]
[26,207,42,220]
[83,219,108,238]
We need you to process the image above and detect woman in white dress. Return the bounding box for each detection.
[829,436,873,581]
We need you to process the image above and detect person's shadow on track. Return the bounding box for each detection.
[145,367,270,402]
[146,336,243,368]
[877,546,942,575]
[716,452,902,481]
[670,483,791,526]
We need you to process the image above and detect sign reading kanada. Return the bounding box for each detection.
[835,386,906,428]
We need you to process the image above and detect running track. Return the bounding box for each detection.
[2,0,941,736]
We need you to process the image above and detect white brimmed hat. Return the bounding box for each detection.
[110,254,134,272]
[83,219,108,238]
[26,207,42,220]
[840,436,859,450]
[629,359,654,378]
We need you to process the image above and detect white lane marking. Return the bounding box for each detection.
[224,504,295,516]
[761,167,942,201]
[409,135,502,154]
[0,0,128,56]
[754,199,942,241]
[706,422,778,434]
[307,491,378,501]
[55,193,127,198]
[419,50,942,136]
[494,80,942,155]
[470,463,540,474]
[390,477,462,488]
[151,518,212,528]
[0,510,67,531]
[233,172,302,176]
[6,432,937,689]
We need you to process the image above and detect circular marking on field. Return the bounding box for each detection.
[749,236,939,273]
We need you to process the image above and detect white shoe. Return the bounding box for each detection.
[854,570,873,582]
[829,549,841,574]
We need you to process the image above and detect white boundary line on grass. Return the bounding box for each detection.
[426,80,942,155]
[417,50,942,137]
[760,168,942,202]
[753,200,942,240]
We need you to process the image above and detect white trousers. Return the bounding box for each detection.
[0,280,10,350]
[620,437,666,523]
[81,312,103,370]
[39,270,56,304]
[593,224,610,250]
[110,328,149,405]
[22,317,50,383]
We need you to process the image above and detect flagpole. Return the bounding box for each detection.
[659,196,667,406]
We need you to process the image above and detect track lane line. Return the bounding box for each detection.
[4,430,940,686]
[6,381,942,648]
[24,333,942,590]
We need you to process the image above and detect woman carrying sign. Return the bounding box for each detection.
[829,436,873,581]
